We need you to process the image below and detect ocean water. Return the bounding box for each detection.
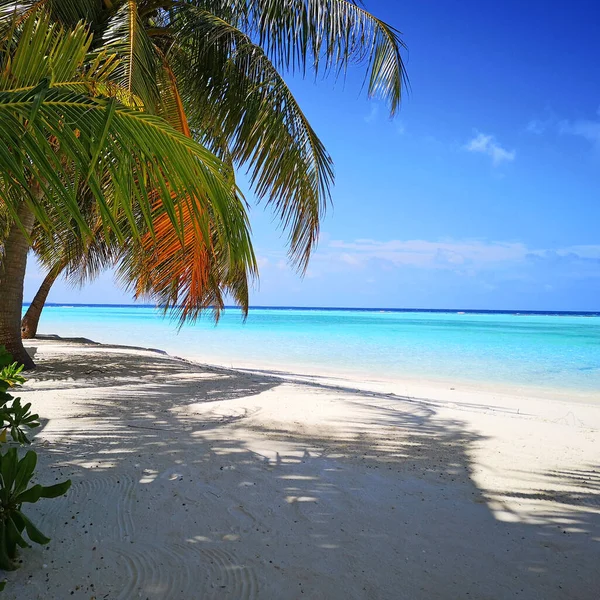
[31,305,600,394]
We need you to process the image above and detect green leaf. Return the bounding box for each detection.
[0,448,18,491]
[86,96,117,179]
[24,77,49,132]
[15,478,71,503]
[0,11,256,317]
[101,0,160,110]
[13,483,42,503]
[0,360,25,387]
[13,450,36,496]
[37,479,71,499]
[11,511,24,532]
[6,515,28,550]
[15,510,51,545]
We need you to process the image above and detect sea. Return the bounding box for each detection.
[29,305,600,396]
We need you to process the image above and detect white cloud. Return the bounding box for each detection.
[340,253,362,266]
[328,238,528,270]
[465,132,515,166]
[364,104,379,124]
[251,241,600,285]
[528,108,600,150]
[556,245,600,259]
[526,111,558,135]
[316,239,600,278]
[559,118,600,148]
[526,119,547,134]
[256,256,270,268]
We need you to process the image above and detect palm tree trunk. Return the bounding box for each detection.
[21,263,62,339]
[0,202,36,369]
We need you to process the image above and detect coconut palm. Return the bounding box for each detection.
[0,13,256,367]
[2,1,408,362]
[22,190,252,339]
[21,209,121,340]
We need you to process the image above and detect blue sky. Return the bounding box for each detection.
[25,0,600,310]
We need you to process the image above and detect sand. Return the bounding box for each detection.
[3,338,599,599]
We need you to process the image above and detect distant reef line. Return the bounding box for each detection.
[24,303,600,317]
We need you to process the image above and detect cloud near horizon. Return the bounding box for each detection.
[246,237,599,311]
[258,238,600,277]
[25,238,600,308]
[328,238,526,269]
[465,132,515,166]
[310,238,600,278]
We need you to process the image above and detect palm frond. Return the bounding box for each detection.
[170,5,334,269]
[2,1,408,319]
[155,53,192,137]
[210,0,408,115]
[0,0,101,30]
[118,192,256,322]
[101,0,161,110]
[30,183,118,286]
[120,45,249,320]
[0,11,256,304]
[0,11,92,90]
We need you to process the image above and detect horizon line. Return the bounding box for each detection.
[26,303,600,315]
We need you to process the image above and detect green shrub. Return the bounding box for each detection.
[0,346,71,584]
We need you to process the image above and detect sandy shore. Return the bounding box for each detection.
[4,338,599,599]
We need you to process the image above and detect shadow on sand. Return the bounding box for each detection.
[4,340,599,600]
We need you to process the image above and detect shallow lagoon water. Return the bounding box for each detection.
[33,305,600,394]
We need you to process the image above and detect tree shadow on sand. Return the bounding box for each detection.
[4,341,599,600]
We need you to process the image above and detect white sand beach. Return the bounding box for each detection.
[4,338,599,599]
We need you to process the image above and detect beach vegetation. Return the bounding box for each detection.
[0,346,71,578]
[0,1,407,364]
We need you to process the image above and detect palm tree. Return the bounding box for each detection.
[21,266,63,340]
[22,190,250,338]
[21,215,118,340]
[0,13,256,367]
[2,1,408,361]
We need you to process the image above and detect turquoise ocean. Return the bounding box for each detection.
[30,305,600,396]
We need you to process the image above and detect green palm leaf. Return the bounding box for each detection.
[101,0,161,110]
[0,10,256,305]
[0,0,100,30]
[208,0,408,115]
[1,1,408,330]
[171,6,334,269]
